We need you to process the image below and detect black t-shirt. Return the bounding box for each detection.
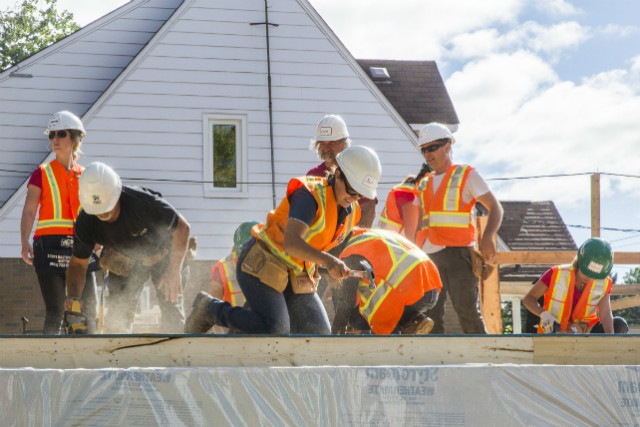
[73,186,179,260]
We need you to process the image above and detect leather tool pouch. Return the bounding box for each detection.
[468,247,496,281]
[289,270,319,294]
[99,247,136,277]
[241,240,289,292]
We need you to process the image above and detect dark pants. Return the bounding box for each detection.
[34,270,97,334]
[588,317,628,334]
[207,237,330,334]
[425,246,487,334]
[105,258,185,334]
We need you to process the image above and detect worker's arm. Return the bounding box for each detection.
[210,279,225,300]
[401,202,419,242]
[522,280,549,317]
[284,218,349,279]
[20,185,41,265]
[357,199,376,228]
[596,294,614,333]
[476,191,503,262]
[158,215,191,302]
[65,255,90,309]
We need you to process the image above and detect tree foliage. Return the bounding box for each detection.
[0,0,79,71]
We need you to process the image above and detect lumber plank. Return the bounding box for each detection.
[494,251,640,265]
[533,335,640,365]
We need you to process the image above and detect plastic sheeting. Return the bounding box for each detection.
[2,364,640,426]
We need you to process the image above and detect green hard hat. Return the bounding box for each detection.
[577,238,613,280]
[233,221,260,249]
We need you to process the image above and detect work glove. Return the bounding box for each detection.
[540,311,559,334]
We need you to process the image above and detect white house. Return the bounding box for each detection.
[0,0,450,261]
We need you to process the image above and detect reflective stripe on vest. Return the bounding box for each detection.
[220,253,245,307]
[542,264,609,332]
[35,163,75,234]
[347,231,426,324]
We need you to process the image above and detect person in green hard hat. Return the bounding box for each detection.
[523,238,628,334]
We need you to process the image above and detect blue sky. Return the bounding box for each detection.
[3,0,639,277]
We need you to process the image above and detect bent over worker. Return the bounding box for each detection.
[66,162,191,333]
[185,145,382,335]
[407,123,503,334]
[523,238,628,334]
[331,228,442,335]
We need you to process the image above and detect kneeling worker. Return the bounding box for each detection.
[65,162,191,333]
[523,238,628,334]
[331,228,442,335]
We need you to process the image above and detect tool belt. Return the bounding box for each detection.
[468,247,496,281]
[289,269,319,294]
[99,247,168,277]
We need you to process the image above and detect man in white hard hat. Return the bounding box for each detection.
[65,162,191,333]
[407,123,503,334]
[185,146,382,335]
[307,114,377,228]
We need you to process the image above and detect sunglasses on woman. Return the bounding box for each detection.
[340,172,361,197]
[48,130,68,140]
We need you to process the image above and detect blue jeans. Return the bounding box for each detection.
[208,237,330,334]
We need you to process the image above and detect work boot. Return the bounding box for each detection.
[400,312,434,335]
[184,291,215,334]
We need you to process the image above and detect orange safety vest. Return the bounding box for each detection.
[538,264,612,333]
[254,176,360,278]
[210,251,245,307]
[377,183,417,234]
[415,165,476,248]
[340,228,442,335]
[34,160,83,238]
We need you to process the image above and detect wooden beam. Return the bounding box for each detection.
[501,283,640,296]
[1,335,639,368]
[611,296,640,311]
[494,251,640,265]
[477,217,502,334]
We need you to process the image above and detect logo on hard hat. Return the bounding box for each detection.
[587,261,603,274]
[49,118,59,127]
[362,175,377,189]
[92,194,101,205]
[319,127,333,137]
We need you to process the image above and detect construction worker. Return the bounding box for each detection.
[19,111,98,334]
[65,162,191,334]
[407,123,504,334]
[307,114,377,227]
[377,163,432,238]
[185,145,382,335]
[523,238,628,334]
[331,228,442,335]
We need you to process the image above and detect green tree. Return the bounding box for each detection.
[1,0,79,71]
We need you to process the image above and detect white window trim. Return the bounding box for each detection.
[202,113,248,198]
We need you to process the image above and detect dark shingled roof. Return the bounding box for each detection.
[356,59,459,126]
[498,201,577,281]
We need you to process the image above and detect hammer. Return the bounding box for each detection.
[347,260,376,289]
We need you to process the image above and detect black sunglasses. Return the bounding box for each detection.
[420,140,449,154]
[48,130,68,140]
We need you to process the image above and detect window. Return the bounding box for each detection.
[203,114,247,198]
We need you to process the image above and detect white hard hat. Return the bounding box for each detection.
[335,145,381,200]
[417,123,455,147]
[312,114,349,141]
[79,162,122,215]
[43,111,86,138]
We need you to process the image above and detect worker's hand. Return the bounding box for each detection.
[21,243,34,265]
[478,233,497,263]
[540,311,558,334]
[324,256,349,280]
[158,268,183,303]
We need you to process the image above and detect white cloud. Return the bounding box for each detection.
[532,0,582,17]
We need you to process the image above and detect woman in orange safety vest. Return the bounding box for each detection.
[185,146,382,335]
[20,111,98,334]
[331,228,442,335]
[377,163,431,238]
[523,238,628,334]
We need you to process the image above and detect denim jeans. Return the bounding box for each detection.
[208,237,331,334]
[425,246,487,334]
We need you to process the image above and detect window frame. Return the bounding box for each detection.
[202,113,248,198]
